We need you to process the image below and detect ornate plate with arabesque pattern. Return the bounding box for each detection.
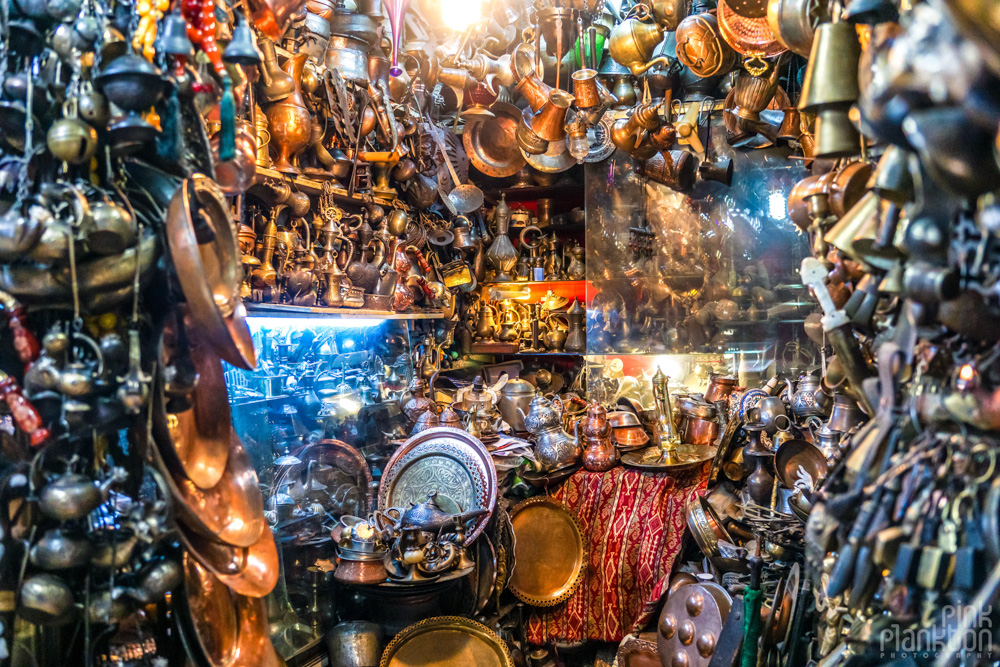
[380,616,512,667]
[379,427,497,543]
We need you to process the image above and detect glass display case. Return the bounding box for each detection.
[222,312,418,658]
[584,114,813,402]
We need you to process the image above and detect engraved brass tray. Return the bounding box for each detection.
[508,496,586,607]
[380,616,512,667]
[379,427,497,543]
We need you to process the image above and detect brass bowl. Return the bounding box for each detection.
[685,496,732,558]
[774,438,827,489]
[156,330,231,489]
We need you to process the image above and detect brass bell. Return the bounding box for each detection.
[528,90,574,142]
[699,158,734,186]
[843,0,898,24]
[223,14,263,66]
[822,190,878,260]
[78,84,110,128]
[798,22,861,111]
[538,7,576,59]
[157,12,193,57]
[47,117,98,164]
[868,145,914,204]
[813,107,860,159]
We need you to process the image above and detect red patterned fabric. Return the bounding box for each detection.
[525,465,709,644]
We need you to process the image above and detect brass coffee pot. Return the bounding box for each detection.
[608,15,670,76]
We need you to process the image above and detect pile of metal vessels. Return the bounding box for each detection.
[2,0,1000,662]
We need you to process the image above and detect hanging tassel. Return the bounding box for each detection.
[156,85,182,163]
[219,75,236,162]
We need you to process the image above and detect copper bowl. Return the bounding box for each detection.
[774,439,827,489]
[685,496,732,558]
[335,549,389,585]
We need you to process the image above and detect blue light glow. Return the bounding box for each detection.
[246,316,387,330]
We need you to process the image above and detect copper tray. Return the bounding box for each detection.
[379,427,496,544]
[380,616,512,667]
[179,522,279,598]
[295,439,373,517]
[463,102,526,178]
[156,332,231,490]
[179,554,239,667]
[166,175,256,370]
[508,496,586,607]
[154,429,265,548]
[232,594,285,667]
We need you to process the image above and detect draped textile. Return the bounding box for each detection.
[525,464,709,644]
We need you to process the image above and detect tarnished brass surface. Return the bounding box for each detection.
[380,616,512,667]
[508,496,586,607]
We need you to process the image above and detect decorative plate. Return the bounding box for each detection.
[508,496,586,607]
[379,427,497,543]
[380,616,512,667]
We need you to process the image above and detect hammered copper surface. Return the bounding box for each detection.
[508,496,585,607]
[380,616,512,667]
[657,583,731,667]
[183,555,239,667]
[162,339,231,490]
[182,523,279,598]
[463,102,526,178]
[157,430,265,548]
[232,594,285,666]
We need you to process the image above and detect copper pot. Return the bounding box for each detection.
[787,171,834,230]
[514,72,553,113]
[264,53,312,174]
[571,69,602,109]
[704,374,737,403]
[678,399,720,446]
[334,550,388,584]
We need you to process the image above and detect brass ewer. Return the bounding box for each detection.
[621,369,719,470]
[608,15,670,76]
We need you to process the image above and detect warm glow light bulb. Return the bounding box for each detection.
[439,0,483,30]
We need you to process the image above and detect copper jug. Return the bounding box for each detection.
[264,52,312,174]
[475,303,499,341]
[514,72,553,113]
[581,403,616,471]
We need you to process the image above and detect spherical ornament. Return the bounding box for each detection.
[675,13,737,78]
[47,118,98,164]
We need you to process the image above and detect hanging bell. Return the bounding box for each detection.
[813,107,860,159]
[843,0,898,24]
[223,15,263,65]
[158,12,193,57]
[698,158,734,186]
[822,190,878,260]
[47,117,98,164]
[868,145,914,204]
[798,22,861,111]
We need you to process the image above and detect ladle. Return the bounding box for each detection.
[427,116,484,214]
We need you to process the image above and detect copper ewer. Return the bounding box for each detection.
[529,90,574,143]
[265,52,312,174]
[571,69,602,109]
[514,71,554,113]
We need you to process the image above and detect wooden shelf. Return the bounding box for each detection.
[251,166,410,211]
[246,302,443,320]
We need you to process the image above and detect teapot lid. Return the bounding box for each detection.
[504,377,535,393]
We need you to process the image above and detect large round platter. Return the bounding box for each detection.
[379,427,496,543]
[153,429,265,548]
[463,102,527,178]
[380,616,512,667]
[166,175,256,370]
[508,496,586,607]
